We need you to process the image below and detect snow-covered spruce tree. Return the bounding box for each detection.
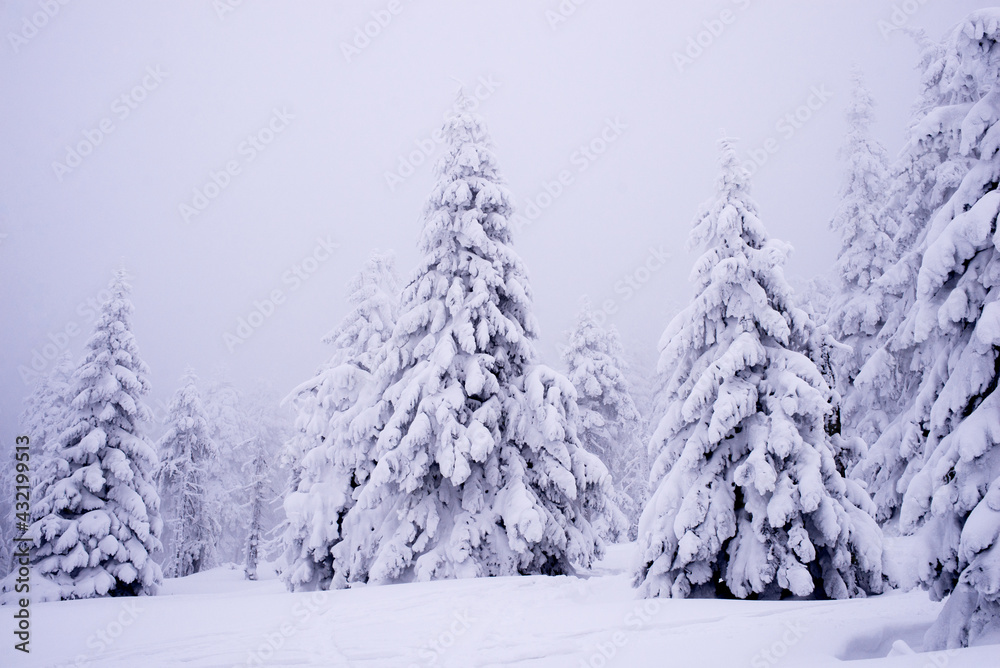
[19,354,77,525]
[20,352,75,456]
[623,346,656,431]
[201,377,291,570]
[157,369,220,578]
[243,438,272,582]
[0,452,15,578]
[853,12,998,526]
[281,251,399,590]
[828,68,896,306]
[635,140,883,600]
[791,285,865,477]
[562,299,645,541]
[853,11,1000,649]
[240,385,290,581]
[338,113,608,584]
[25,270,163,599]
[201,376,250,564]
[824,68,897,448]
[846,40,959,501]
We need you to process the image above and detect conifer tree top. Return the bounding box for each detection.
[689,138,767,257]
[660,139,798,365]
[393,112,538,383]
[321,250,398,373]
[845,66,876,132]
[74,269,152,422]
[421,112,522,256]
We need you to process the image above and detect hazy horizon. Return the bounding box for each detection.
[1,0,986,447]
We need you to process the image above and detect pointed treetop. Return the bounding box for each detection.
[321,249,398,372]
[180,366,198,384]
[846,66,876,131]
[567,297,613,357]
[715,136,750,198]
[689,138,768,259]
[112,265,131,294]
[420,113,517,251]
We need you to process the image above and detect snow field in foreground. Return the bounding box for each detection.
[2,544,997,667]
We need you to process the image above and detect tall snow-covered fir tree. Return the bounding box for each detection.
[852,11,1000,649]
[25,270,163,599]
[281,251,399,591]
[853,11,1000,527]
[847,39,960,517]
[562,299,645,541]
[635,140,883,601]
[337,113,609,585]
[829,68,896,301]
[824,68,897,449]
[157,369,220,578]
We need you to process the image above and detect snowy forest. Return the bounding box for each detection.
[3,3,1000,667]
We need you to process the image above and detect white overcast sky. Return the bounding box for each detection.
[0,0,987,446]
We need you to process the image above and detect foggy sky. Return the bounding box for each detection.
[0,0,987,449]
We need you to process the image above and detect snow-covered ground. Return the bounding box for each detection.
[4,544,997,667]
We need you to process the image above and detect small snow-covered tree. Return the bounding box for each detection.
[623,345,656,430]
[793,279,865,476]
[202,376,291,572]
[25,270,163,599]
[13,353,77,572]
[855,11,1000,649]
[635,140,883,601]
[238,385,290,581]
[281,251,399,590]
[157,369,219,578]
[202,375,249,564]
[20,352,75,456]
[243,440,271,582]
[0,451,15,578]
[337,113,607,585]
[562,299,645,541]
